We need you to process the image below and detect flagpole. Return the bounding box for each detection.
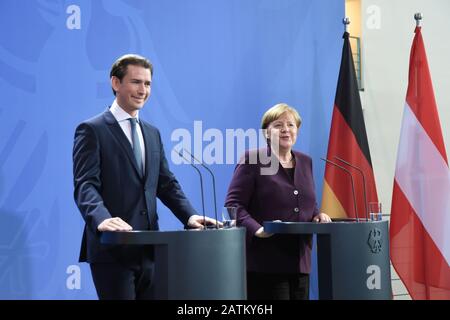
[343,17,350,32]
[414,12,422,27]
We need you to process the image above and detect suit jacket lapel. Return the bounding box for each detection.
[293,152,301,189]
[140,122,157,181]
[103,110,143,178]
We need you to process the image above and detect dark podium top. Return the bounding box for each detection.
[102,228,246,300]
[264,220,392,300]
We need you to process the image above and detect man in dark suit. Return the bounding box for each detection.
[73,54,216,299]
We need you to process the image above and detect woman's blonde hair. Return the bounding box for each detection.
[261,103,302,129]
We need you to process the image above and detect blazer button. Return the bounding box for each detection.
[293,190,299,195]
[294,207,300,213]
[140,210,147,215]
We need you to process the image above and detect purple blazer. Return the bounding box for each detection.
[225,149,319,274]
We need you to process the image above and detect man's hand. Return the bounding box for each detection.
[187,214,222,229]
[97,217,133,232]
[312,212,332,223]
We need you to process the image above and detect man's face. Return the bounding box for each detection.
[112,64,152,116]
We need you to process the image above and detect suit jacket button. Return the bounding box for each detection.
[141,210,147,215]
[294,207,300,213]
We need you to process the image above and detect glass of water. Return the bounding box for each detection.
[222,206,237,229]
[368,202,382,221]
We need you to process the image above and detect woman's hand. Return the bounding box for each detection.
[312,212,332,223]
[255,226,274,238]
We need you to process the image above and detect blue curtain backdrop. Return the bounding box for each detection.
[0,0,343,299]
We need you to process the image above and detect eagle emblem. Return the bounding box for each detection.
[367,228,383,254]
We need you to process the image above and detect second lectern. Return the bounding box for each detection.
[264,220,392,299]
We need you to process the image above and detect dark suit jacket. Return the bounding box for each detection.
[225,149,319,274]
[73,109,196,263]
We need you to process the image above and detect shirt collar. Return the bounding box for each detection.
[110,99,139,122]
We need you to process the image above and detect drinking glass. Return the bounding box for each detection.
[368,202,382,221]
[222,207,237,229]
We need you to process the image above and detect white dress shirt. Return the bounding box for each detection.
[110,100,146,172]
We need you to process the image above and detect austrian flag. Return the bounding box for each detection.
[390,26,450,299]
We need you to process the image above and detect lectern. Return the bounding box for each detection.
[264,220,392,299]
[101,228,246,300]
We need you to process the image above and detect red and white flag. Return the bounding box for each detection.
[390,26,450,299]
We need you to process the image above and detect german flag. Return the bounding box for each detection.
[321,32,378,220]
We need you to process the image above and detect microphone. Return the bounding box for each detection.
[178,150,207,230]
[181,148,219,229]
[333,156,369,221]
[321,157,360,222]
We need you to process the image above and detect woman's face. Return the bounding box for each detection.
[267,111,298,152]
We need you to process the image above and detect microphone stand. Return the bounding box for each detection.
[334,156,369,221]
[321,157,360,222]
[182,148,219,229]
[178,151,207,230]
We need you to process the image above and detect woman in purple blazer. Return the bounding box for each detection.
[225,103,331,300]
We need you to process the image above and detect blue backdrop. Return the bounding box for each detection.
[0,0,343,299]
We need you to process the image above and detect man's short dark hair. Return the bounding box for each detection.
[110,54,153,96]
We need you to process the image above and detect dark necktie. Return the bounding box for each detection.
[129,118,143,175]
